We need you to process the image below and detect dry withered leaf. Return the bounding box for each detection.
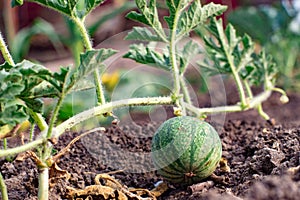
[67,185,116,199]
[149,181,168,197]
[15,152,31,162]
[49,163,71,188]
[67,173,163,200]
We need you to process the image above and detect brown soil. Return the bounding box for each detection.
[1,92,300,200]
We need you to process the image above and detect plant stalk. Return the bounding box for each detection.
[29,124,35,141]
[0,96,173,158]
[169,3,184,104]
[55,96,174,138]
[28,109,48,132]
[184,89,272,116]
[214,19,247,108]
[47,96,65,138]
[256,103,270,120]
[243,80,253,99]
[72,16,106,105]
[180,76,192,105]
[38,168,49,200]
[94,69,106,105]
[0,138,46,158]
[0,172,8,200]
[71,17,92,50]
[0,31,15,66]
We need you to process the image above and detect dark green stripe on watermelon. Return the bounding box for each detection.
[151,116,222,185]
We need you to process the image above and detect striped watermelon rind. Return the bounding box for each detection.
[151,116,222,185]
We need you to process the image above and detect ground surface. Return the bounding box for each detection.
[0,92,300,200]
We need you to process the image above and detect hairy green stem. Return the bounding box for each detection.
[28,109,48,132]
[0,97,173,158]
[184,89,272,116]
[243,80,253,99]
[38,168,49,200]
[38,96,66,199]
[47,96,65,139]
[0,138,46,158]
[227,56,247,108]
[72,17,92,50]
[180,76,192,105]
[29,124,35,141]
[3,138,7,150]
[272,87,287,96]
[169,3,184,106]
[55,96,174,138]
[215,20,247,108]
[3,139,11,161]
[256,103,270,120]
[0,172,8,200]
[0,31,15,66]
[72,16,106,105]
[94,69,106,105]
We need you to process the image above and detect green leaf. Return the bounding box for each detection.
[125,27,164,42]
[68,48,117,91]
[0,69,24,102]
[178,1,227,38]
[0,60,64,127]
[29,0,104,18]
[123,44,171,71]
[199,17,277,86]
[0,105,28,126]
[82,0,105,17]
[11,0,23,7]
[22,98,44,113]
[164,0,191,30]
[30,0,77,17]
[126,0,167,41]
[251,51,277,86]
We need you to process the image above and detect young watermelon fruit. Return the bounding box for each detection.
[151,116,222,185]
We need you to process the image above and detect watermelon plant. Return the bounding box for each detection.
[0,0,288,199]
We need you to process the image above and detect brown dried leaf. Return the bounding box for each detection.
[67,185,116,199]
[67,173,158,200]
[95,173,123,189]
[150,181,168,197]
[15,152,30,162]
[49,162,71,188]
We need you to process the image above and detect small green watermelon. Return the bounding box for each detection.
[151,116,222,185]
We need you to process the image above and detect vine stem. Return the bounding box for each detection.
[71,17,92,50]
[169,3,183,105]
[47,95,65,139]
[54,96,174,138]
[214,19,247,108]
[180,76,192,105]
[184,89,272,116]
[71,17,106,105]
[243,80,253,99]
[0,31,15,65]
[28,109,48,132]
[0,97,173,158]
[38,168,49,200]
[0,172,8,200]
